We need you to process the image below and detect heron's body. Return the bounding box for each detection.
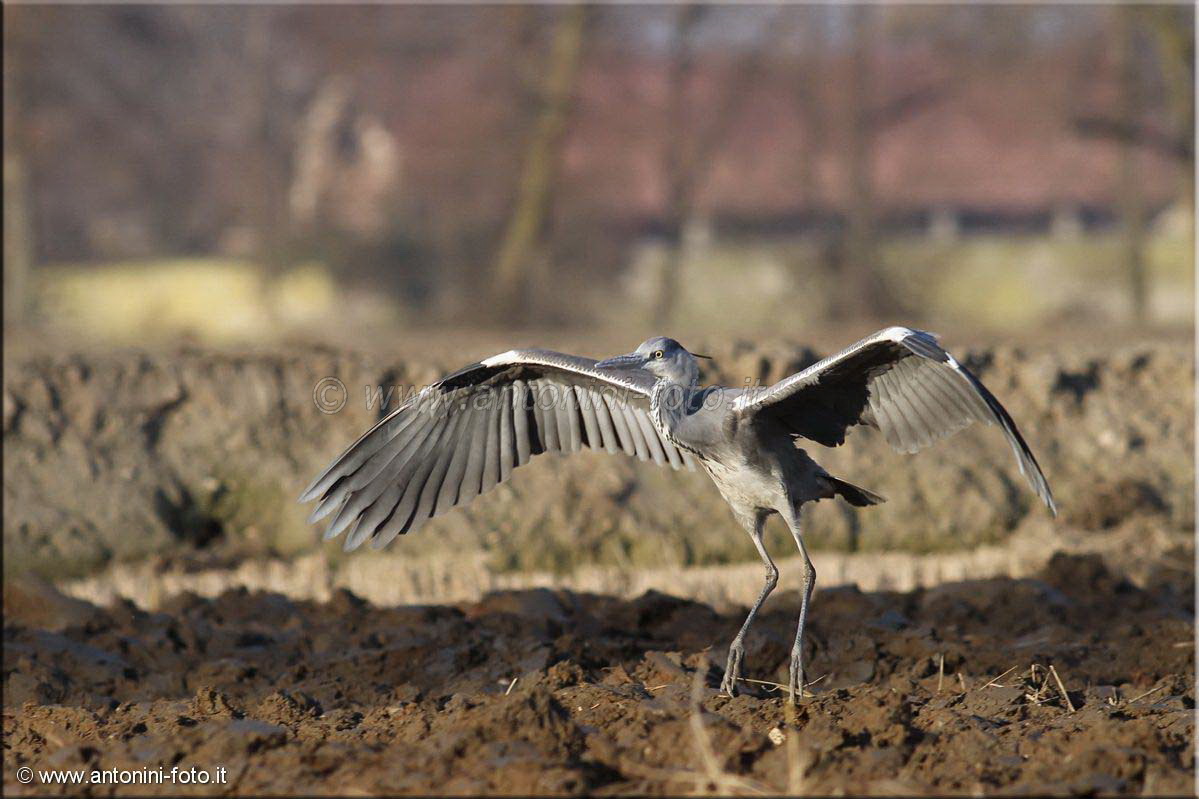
[302,327,1055,702]
[704,442,822,513]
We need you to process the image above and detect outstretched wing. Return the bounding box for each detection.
[300,349,696,551]
[733,327,1055,513]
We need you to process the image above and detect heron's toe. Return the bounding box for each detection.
[722,643,745,696]
[788,652,806,704]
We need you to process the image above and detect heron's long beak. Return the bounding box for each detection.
[595,352,645,370]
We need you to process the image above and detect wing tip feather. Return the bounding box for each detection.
[307,497,341,525]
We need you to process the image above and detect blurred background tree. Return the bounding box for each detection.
[3,20,33,325]
[2,3,1192,345]
[491,4,590,321]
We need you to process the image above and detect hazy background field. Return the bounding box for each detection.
[2,3,1194,606]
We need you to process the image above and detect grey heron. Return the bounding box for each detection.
[301,327,1055,703]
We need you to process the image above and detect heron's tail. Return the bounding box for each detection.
[828,477,886,507]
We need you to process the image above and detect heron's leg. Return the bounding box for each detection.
[721,511,777,697]
[782,504,815,705]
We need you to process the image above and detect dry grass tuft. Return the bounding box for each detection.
[1048,664,1076,712]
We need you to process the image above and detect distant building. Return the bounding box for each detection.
[387,47,1185,241]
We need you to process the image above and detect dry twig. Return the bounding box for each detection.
[983,665,1018,689]
[735,674,825,697]
[1024,664,1049,705]
[1127,683,1166,705]
[1048,664,1075,712]
[782,693,806,795]
[687,658,770,796]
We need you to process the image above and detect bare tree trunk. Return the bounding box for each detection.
[793,7,833,299]
[839,4,891,321]
[246,6,293,275]
[652,4,779,325]
[3,31,32,327]
[795,8,825,215]
[1149,6,1196,218]
[652,4,705,325]
[1117,7,1148,324]
[491,4,589,319]
[1147,5,1196,293]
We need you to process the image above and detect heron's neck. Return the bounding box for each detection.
[649,378,692,444]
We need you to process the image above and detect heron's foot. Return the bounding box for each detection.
[788,649,806,706]
[721,641,745,696]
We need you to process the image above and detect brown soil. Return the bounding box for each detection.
[4,552,1193,796]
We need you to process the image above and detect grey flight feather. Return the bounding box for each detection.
[734,326,1055,514]
[299,349,697,551]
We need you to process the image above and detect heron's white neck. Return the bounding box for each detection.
[649,379,690,446]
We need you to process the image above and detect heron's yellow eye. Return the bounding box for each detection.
[653,350,664,359]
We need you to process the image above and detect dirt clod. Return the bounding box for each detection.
[3,552,1193,795]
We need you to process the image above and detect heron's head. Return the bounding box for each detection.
[596,336,708,386]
